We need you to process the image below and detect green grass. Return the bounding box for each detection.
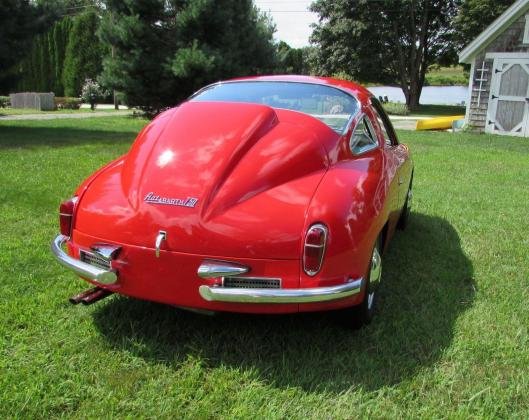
[383,104,466,118]
[425,66,469,86]
[1,117,529,417]
[409,104,467,117]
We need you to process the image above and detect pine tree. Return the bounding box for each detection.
[99,0,277,113]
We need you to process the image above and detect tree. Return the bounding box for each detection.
[276,41,305,74]
[99,0,277,114]
[63,10,106,96]
[453,0,515,49]
[16,17,74,95]
[310,0,459,110]
[0,1,53,94]
[52,18,74,95]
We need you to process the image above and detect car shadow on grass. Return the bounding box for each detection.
[93,212,474,393]
[0,124,141,149]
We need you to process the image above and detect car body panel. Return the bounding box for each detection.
[74,102,338,259]
[54,76,413,314]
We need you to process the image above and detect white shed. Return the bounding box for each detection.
[460,0,529,136]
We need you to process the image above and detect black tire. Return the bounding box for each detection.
[339,237,382,329]
[397,175,413,230]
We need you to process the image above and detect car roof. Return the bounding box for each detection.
[226,75,373,102]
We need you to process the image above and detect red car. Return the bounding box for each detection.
[51,76,413,328]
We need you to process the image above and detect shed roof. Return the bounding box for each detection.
[459,0,529,64]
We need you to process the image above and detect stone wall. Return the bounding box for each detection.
[9,92,55,111]
[468,14,529,132]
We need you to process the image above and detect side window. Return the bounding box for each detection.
[371,98,398,147]
[350,117,378,155]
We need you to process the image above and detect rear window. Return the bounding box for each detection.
[191,81,359,133]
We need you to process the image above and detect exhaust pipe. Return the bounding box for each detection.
[69,287,113,305]
[81,288,112,305]
[69,287,99,304]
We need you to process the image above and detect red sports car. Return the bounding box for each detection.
[51,76,413,328]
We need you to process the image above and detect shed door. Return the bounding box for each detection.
[487,59,529,137]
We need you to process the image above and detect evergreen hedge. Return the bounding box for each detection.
[16,11,103,97]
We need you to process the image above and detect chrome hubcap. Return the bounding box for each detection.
[368,246,382,310]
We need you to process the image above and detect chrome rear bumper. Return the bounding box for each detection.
[52,233,362,305]
[51,234,117,285]
[198,278,363,304]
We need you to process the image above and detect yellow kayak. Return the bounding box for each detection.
[416,115,465,131]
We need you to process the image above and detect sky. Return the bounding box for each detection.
[253,0,319,48]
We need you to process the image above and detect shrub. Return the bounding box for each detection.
[0,96,10,108]
[383,102,410,116]
[55,97,81,109]
[81,79,106,110]
[332,71,355,82]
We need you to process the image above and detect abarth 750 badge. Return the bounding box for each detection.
[144,192,198,208]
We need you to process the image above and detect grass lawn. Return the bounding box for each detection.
[410,104,467,117]
[1,117,528,417]
[384,103,466,118]
[425,65,469,86]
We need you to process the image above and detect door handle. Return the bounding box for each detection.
[155,231,167,258]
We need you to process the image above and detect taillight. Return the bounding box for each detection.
[303,223,328,276]
[59,196,78,237]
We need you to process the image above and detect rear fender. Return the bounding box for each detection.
[301,150,390,289]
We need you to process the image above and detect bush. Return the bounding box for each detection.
[383,102,410,116]
[332,71,355,82]
[0,96,10,108]
[55,97,81,109]
[81,79,106,110]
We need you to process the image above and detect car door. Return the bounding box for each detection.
[370,98,409,211]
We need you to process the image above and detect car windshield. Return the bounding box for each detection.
[190,81,358,133]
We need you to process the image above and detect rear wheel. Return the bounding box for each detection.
[340,238,382,329]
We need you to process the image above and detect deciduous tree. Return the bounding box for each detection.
[310,0,458,110]
[453,0,515,49]
[277,41,305,74]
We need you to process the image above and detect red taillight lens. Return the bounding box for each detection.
[303,224,328,276]
[59,197,78,237]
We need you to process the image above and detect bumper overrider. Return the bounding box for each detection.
[51,234,117,285]
[51,234,363,304]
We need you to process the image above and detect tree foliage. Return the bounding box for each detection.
[16,9,105,97]
[276,41,310,75]
[63,10,106,96]
[453,0,515,49]
[99,0,277,113]
[0,0,54,94]
[310,0,459,109]
[17,17,73,95]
